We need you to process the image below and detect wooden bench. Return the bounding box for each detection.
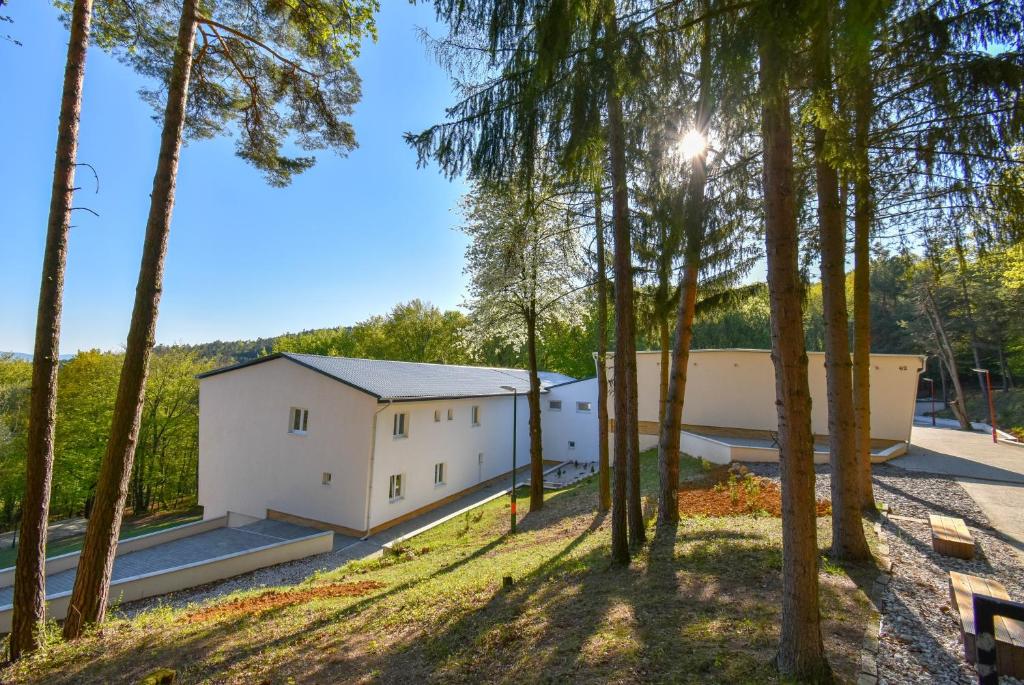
[949,571,1024,678]
[930,514,975,559]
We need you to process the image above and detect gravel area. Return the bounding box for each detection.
[745,462,1024,684]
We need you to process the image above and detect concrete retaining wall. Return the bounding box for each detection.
[0,517,227,588]
[0,528,332,633]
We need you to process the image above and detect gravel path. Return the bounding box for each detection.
[745,462,1024,685]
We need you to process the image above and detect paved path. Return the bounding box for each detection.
[0,516,88,549]
[892,424,1024,555]
[0,519,318,608]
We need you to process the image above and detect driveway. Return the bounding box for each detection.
[892,424,1024,555]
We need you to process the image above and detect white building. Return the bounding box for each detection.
[612,349,924,463]
[198,353,596,536]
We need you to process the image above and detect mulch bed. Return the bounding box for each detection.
[678,469,832,518]
[183,580,385,623]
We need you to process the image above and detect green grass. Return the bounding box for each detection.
[0,456,876,684]
[0,508,202,569]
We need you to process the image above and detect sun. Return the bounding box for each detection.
[678,129,707,160]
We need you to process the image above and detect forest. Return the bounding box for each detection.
[2,0,1022,678]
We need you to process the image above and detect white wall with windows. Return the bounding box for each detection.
[198,357,376,530]
[541,378,600,463]
[367,393,530,530]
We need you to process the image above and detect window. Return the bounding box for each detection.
[471,405,481,426]
[434,462,446,486]
[289,407,309,434]
[576,401,592,413]
[389,474,404,501]
[447,408,454,421]
[549,400,562,411]
[434,409,441,422]
[322,472,332,486]
[393,412,408,438]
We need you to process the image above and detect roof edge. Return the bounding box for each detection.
[196,352,383,400]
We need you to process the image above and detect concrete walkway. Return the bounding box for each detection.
[0,516,88,549]
[892,424,1024,555]
[0,519,318,609]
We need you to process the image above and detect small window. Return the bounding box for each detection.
[393,412,408,438]
[322,472,332,486]
[549,400,562,411]
[576,401,592,413]
[471,405,481,426]
[434,462,446,486]
[434,409,441,422]
[389,474,404,501]
[568,441,576,449]
[289,407,309,434]
[447,408,454,421]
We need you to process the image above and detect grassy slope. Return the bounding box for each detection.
[0,509,203,570]
[0,455,876,684]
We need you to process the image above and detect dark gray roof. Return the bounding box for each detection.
[197,352,575,402]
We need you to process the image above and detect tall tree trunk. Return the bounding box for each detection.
[9,0,93,661]
[595,184,611,513]
[658,1,711,527]
[851,22,877,512]
[62,0,198,639]
[812,0,869,561]
[527,308,544,511]
[658,320,670,426]
[759,25,831,681]
[604,8,642,559]
[923,286,972,429]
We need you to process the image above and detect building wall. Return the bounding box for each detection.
[199,357,376,531]
[618,349,924,442]
[541,378,600,463]
[367,394,530,530]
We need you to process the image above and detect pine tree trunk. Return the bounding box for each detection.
[9,0,93,661]
[658,321,669,426]
[657,3,711,528]
[759,26,831,681]
[595,185,611,513]
[812,0,870,560]
[527,309,544,511]
[605,8,640,560]
[851,34,877,512]
[62,0,199,640]
[658,262,696,525]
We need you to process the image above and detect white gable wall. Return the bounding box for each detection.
[198,357,376,531]
[541,379,600,463]
[367,394,530,531]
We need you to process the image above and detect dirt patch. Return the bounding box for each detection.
[679,470,831,518]
[183,581,385,623]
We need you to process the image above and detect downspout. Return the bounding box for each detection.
[362,399,392,539]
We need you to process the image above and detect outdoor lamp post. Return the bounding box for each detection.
[971,368,998,443]
[499,384,518,534]
[921,377,936,427]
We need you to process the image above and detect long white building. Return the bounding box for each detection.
[197,353,594,536]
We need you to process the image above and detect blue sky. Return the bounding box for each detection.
[0,2,469,354]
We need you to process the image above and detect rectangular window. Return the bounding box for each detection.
[447,408,454,421]
[289,407,309,434]
[322,472,332,486]
[576,401,592,413]
[434,409,441,422]
[393,412,408,438]
[389,474,404,501]
[549,400,562,411]
[471,405,480,426]
[434,462,446,486]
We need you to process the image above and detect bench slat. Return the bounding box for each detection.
[949,571,1024,679]
[930,514,975,559]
